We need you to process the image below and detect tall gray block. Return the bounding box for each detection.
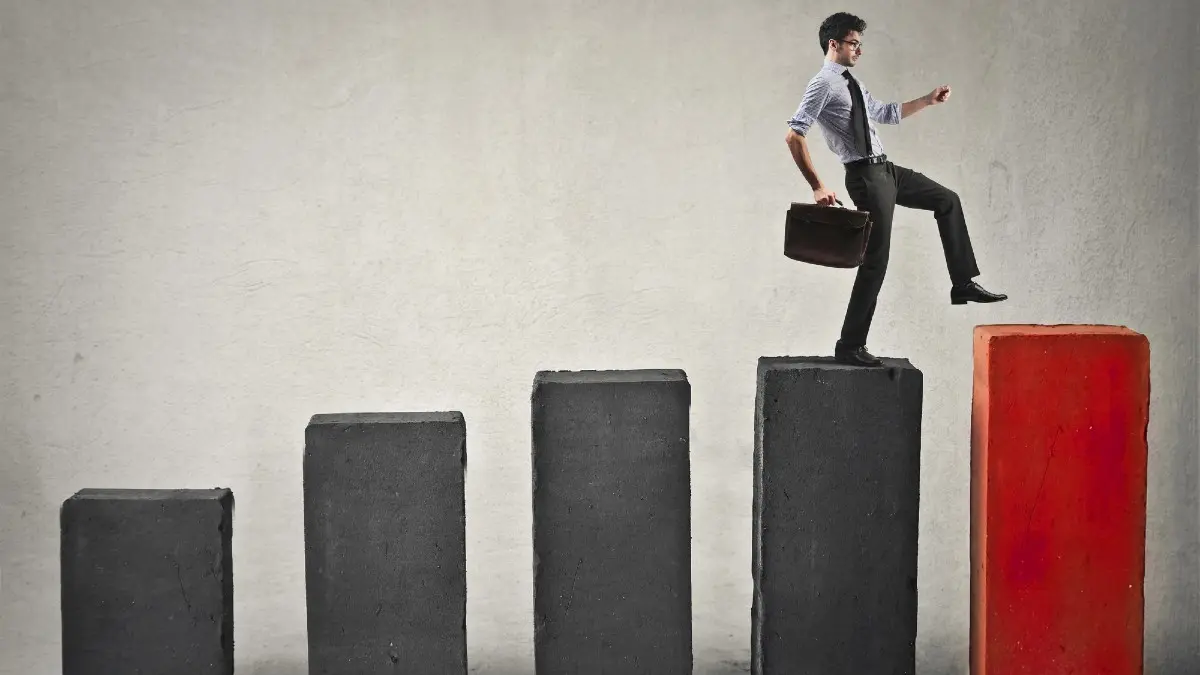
[752,357,922,675]
[304,412,467,674]
[532,369,692,674]
[60,488,234,675]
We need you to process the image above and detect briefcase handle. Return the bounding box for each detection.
[799,198,849,208]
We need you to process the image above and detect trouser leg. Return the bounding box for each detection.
[892,163,980,285]
[838,164,897,347]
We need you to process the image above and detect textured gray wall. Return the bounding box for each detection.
[1,1,1196,673]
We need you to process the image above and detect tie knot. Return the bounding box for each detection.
[842,71,853,81]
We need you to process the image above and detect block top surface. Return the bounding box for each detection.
[66,488,232,501]
[308,412,464,426]
[534,369,687,384]
[975,324,1143,339]
[758,355,916,372]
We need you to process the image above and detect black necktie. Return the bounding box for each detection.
[842,71,872,157]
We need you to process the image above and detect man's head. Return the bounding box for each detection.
[819,12,866,67]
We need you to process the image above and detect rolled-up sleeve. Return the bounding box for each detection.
[864,86,901,125]
[787,76,831,136]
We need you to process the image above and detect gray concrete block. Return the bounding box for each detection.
[303,412,467,674]
[60,488,235,675]
[532,369,692,674]
[753,357,922,675]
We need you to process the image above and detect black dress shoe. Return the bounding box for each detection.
[833,344,883,367]
[951,280,1007,305]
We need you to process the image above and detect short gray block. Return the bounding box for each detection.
[303,412,467,674]
[532,369,692,674]
[60,488,234,675]
[752,357,922,675]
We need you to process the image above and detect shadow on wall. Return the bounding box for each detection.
[1164,374,1200,673]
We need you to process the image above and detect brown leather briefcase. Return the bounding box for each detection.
[783,200,873,268]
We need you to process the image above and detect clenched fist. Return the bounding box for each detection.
[928,85,951,104]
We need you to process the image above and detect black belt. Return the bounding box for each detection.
[844,154,887,168]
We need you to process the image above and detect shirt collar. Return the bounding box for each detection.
[823,59,849,77]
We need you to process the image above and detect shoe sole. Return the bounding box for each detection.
[834,358,883,367]
[951,297,1007,305]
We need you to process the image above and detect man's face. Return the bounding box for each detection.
[831,30,863,66]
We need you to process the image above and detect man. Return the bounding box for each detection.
[786,12,1006,367]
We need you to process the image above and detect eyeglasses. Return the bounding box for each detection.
[838,39,863,51]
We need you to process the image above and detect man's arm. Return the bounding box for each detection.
[865,84,951,121]
[901,85,951,119]
[865,88,902,125]
[901,96,931,119]
[786,76,837,204]
[785,129,837,205]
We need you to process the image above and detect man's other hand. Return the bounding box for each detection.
[814,187,838,205]
[928,85,951,104]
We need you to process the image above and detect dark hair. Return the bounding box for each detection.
[819,12,866,54]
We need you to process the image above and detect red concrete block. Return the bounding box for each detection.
[970,325,1149,675]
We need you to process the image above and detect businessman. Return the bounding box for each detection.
[786,12,1006,367]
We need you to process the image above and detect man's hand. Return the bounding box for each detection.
[813,187,838,205]
[927,85,951,105]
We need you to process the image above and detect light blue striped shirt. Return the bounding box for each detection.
[787,59,901,164]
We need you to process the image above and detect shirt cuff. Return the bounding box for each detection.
[788,118,812,136]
